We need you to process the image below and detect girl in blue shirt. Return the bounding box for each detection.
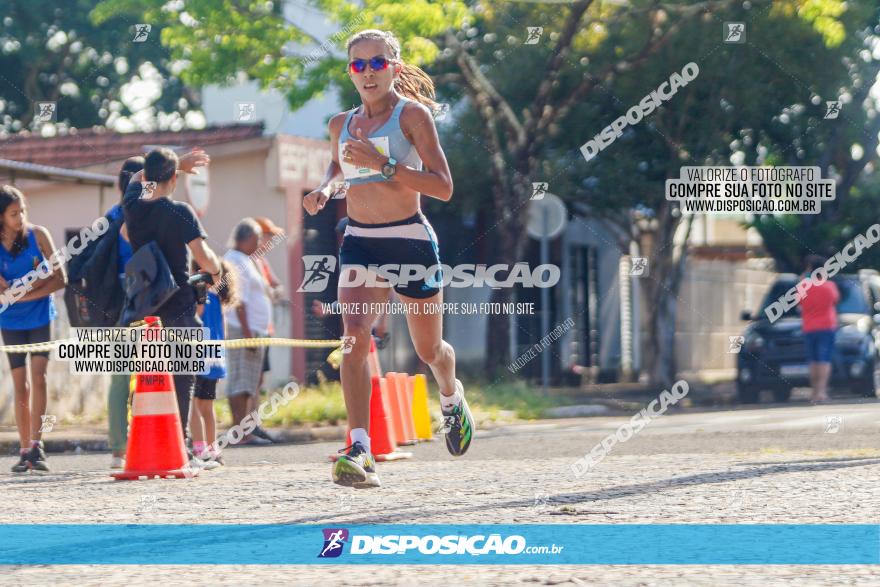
[0,185,66,473]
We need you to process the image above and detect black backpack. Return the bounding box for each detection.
[118,241,180,327]
[64,214,126,327]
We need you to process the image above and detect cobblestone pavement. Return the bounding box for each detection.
[2,401,879,585]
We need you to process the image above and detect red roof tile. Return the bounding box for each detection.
[0,123,264,169]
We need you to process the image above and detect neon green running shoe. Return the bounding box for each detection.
[441,380,474,456]
[332,441,380,489]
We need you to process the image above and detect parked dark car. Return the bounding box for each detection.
[736,270,880,403]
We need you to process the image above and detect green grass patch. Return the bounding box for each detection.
[211,378,571,428]
[213,381,348,427]
[463,379,569,421]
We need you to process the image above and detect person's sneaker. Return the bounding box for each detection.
[194,450,223,470]
[441,380,475,457]
[332,441,380,489]
[27,442,49,471]
[241,434,272,446]
[250,426,277,443]
[110,456,126,470]
[197,456,221,470]
[11,453,31,473]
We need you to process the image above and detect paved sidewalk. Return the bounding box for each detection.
[0,424,347,454]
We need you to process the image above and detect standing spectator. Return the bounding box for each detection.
[0,185,66,472]
[253,217,285,302]
[799,255,839,404]
[122,147,221,440]
[223,219,272,444]
[190,260,238,466]
[106,156,143,469]
[250,217,285,443]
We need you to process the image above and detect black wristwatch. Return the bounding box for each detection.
[381,157,397,180]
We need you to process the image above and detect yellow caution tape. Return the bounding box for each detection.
[0,317,345,368]
[0,341,62,353]
[0,337,344,353]
[220,337,342,350]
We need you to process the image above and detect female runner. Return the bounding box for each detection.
[303,29,473,488]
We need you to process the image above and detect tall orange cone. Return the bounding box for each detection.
[392,372,417,445]
[367,338,382,379]
[113,316,196,480]
[385,372,408,445]
[410,374,433,441]
[377,377,399,449]
[331,376,412,462]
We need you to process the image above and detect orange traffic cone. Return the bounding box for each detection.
[367,338,382,379]
[385,372,407,445]
[377,377,399,450]
[390,372,417,445]
[113,317,196,480]
[398,372,418,444]
[330,376,412,462]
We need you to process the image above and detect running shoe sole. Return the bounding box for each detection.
[455,394,475,456]
[333,456,367,487]
[353,470,381,489]
[444,382,475,457]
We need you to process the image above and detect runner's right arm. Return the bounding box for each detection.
[303,113,346,216]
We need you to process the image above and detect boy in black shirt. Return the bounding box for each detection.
[122,147,221,438]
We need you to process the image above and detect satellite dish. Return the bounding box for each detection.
[527,192,567,239]
[186,168,210,218]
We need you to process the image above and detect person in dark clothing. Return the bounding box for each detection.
[106,156,144,469]
[121,147,221,439]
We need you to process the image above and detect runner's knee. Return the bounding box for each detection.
[342,324,373,356]
[415,340,445,365]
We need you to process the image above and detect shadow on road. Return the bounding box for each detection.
[299,456,880,524]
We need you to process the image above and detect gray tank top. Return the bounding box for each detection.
[338,96,423,185]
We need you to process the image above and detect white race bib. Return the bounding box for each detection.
[339,136,390,180]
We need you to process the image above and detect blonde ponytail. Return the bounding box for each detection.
[347,29,440,114]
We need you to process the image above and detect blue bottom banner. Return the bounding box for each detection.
[1,524,878,565]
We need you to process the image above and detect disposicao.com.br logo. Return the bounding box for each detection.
[318,528,563,558]
[298,257,561,293]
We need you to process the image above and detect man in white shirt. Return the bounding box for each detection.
[223,218,273,444]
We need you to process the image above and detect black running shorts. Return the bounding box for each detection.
[1,323,52,370]
[339,212,442,299]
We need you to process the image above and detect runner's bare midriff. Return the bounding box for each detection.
[345,179,421,225]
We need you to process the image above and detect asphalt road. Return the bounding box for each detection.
[2,397,879,586]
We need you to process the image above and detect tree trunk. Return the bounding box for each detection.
[640,203,693,388]
[483,183,528,374]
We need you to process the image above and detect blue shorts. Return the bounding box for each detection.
[339,213,442,299]
[804,329,836,363]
